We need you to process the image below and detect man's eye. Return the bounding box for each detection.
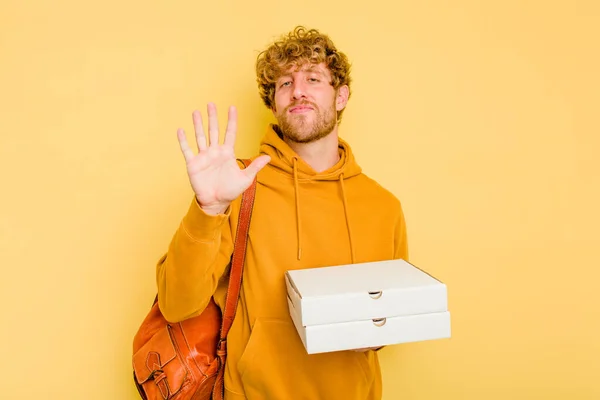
[281,81,292,87]
[308,78,319,83]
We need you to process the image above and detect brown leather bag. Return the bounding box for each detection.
[132,159,257,400]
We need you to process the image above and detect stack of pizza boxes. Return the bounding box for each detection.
[285,259,451,354]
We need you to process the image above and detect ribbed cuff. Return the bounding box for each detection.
[181,197,231,241]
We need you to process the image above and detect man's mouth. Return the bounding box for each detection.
[288,105,314,114]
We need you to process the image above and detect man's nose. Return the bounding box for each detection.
[292,80,307,100]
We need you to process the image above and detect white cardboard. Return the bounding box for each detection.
[288,297,451,354]
[285,259,448,326]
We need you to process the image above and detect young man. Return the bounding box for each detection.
[158,26,408,399]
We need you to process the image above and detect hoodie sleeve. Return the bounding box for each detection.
[156,197,235,323]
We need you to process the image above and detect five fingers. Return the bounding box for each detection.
[178,103,248,165]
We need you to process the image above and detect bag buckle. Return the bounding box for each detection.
[217,339,227,355]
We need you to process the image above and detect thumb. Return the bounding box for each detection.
[243,155,271,180]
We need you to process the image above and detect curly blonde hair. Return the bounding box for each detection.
[256,26,352,121]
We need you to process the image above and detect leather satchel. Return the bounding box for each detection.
[132,159,257,400]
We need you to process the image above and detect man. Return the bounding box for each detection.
[158,26,408,399]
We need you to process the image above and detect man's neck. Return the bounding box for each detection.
[285,130,341,173]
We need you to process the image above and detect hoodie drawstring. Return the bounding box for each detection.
[292,158,355,264]
[339,174,356,264]
[293,158,302,260]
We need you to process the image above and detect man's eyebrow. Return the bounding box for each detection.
[304,66,325,74]
[276,66,326,82]
[276,74,291,84]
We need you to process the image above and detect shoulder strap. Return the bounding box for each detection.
[219,159,257,342]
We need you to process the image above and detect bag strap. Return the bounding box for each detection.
[218,158,257,344]
[213,159,258,400]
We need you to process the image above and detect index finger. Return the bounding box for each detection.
[223,106,238,147]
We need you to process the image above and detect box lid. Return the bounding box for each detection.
[286,259,447,326]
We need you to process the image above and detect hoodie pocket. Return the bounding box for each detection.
[237,318,374,400]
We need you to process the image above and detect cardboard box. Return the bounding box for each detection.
[285,259,451,354]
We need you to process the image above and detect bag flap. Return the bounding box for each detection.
[132,325,187,395]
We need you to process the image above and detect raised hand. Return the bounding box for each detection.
[177,103,270,215]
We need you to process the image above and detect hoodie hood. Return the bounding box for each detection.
[258,124,362,181]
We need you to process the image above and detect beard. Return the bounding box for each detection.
[275,99,337,144]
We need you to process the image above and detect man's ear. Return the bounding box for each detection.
[336,85,350,111]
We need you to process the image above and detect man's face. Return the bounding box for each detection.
[272,63,347,144]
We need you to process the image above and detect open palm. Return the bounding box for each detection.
[177,103,270,215]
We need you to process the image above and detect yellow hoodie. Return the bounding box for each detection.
[157,125,408,400]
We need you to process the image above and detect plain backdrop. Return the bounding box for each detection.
[1,0,599,399]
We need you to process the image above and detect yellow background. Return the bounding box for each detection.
[1,0,598,399]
